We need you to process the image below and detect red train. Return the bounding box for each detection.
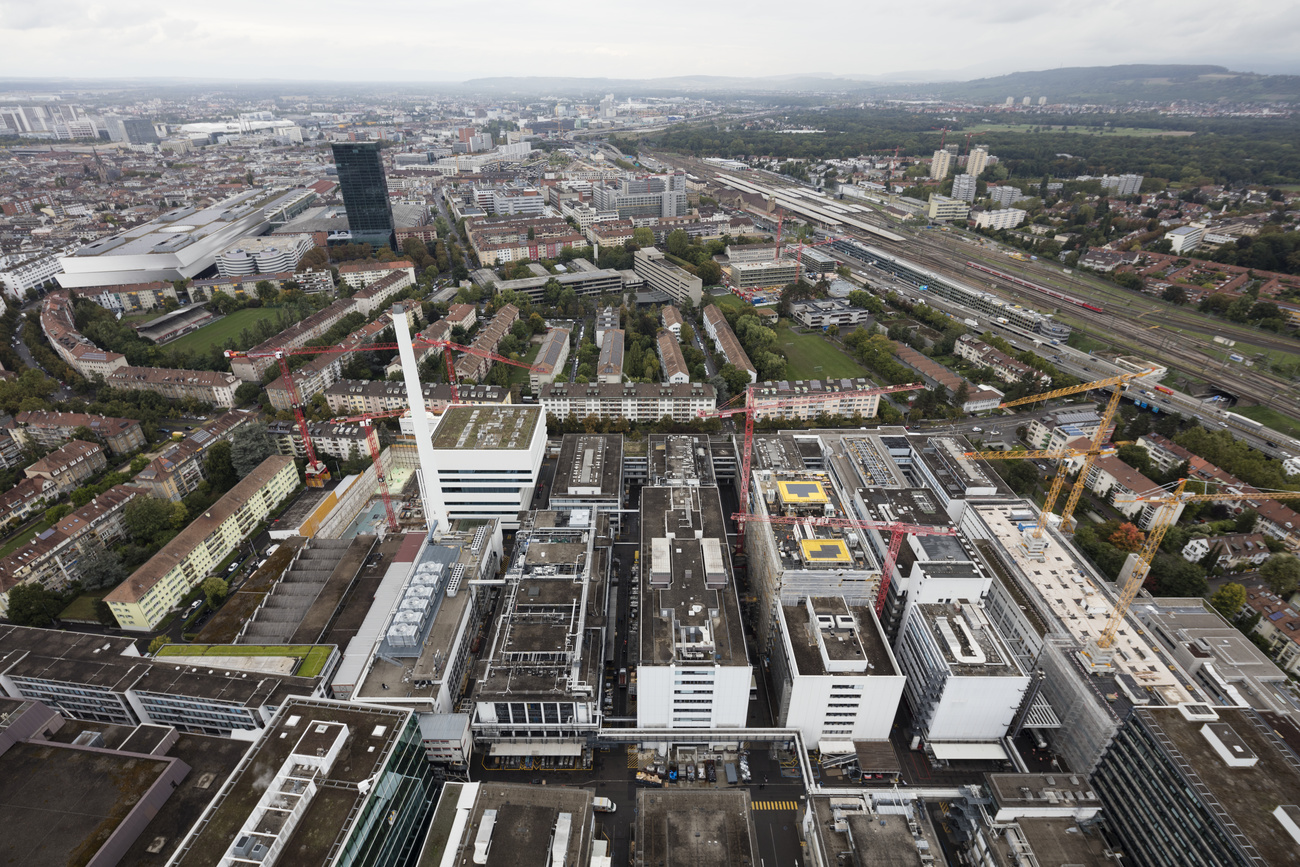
[1154,385,1173,395]
[965,261,1104,314]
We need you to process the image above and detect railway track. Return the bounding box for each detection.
[890,243,1300,410]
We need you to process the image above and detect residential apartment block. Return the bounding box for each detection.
[539,382,716,423]
[657,330,689,384]
[40,290,128,379]
[338,258,416,290]
[954,334,1050,385]
[749,378,886,421]
[8,410,145,457]
[133,414,254,502]
[530,327,570,389]
[324,379,509,416]
[789,298,871,330]
[702,304,756,381]
[23,439,106,494]
[597,328,624,383]
[0,485,145,609]
[105,455,299,631]
[105,366,241,408]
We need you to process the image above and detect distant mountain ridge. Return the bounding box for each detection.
[464,64,1300,103]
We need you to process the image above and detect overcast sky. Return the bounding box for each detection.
[2,0,1298,83]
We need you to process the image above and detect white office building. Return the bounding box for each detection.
[771,596,906,743]
[636,441,751,732]
[429,405,546,529]
[57,189,309,288]
[894,599,1030,747]
[215,234,313,277]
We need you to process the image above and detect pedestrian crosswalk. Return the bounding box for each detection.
[626,745,641,769]
[751,800,799,811]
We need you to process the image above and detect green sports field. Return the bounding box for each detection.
[773,323,872,381]
[165,307,285,353]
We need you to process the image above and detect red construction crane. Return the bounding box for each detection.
[226,334,539,487]
[329,408,409,533]
[932,126,951,149]
[963,132,986,154]
[733,512,956,614]
[772,207,786,260]
[698,381,926,550]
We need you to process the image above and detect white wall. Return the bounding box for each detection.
[636,663,752,729]
[785,675,905,742]
[926,674,1029,742]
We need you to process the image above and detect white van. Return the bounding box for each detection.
[592,797,616,813]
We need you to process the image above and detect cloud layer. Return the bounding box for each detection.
[1,0,1297,82]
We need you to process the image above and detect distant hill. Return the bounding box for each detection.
[465,65,1300,104]
[896,64,1300,104]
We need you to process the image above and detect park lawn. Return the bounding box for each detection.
[1234,405,1300,440]
[166,307,284,354]
[59,592,107,622]
[507,342,542,387]
[773,322,872,381]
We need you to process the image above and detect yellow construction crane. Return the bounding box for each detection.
[966,370,1154,558]
[965,440,1128,548]
[1081,480,1300,670]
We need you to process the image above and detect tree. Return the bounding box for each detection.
[6,583,64,627]
[1001,461,1039,495]
[1234,508,1258,534]
[666,229,690,258]
[1210,582,1247,622]
[1161,285,1187,305]
[256,280,278,303]
[718,363,751,396]
[1109,522,1146,553]
[696,260,722,286]
[204,440,238,494]
[235,381,263,406]
[78,549,127,591]
[632,227,655,247]
[230,422,276,476]
[1261,554,1300,597]
[148,635,171,655]
[1149,554,1208,597]
[125,497,187,548]
[203,575,229,607]
[1116,444,1153,478]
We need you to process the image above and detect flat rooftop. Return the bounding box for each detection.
[1013,818,1114,867]
[636,789,757,867]
[431,405,541,451]
[974,504,1191,703]
[750,433,809,471]
[810,796,943,867]
[916,602,1021,678]
[0,736,180,867]
[648,433,715,484]
[173,700,416,867]
[917,435,1012,499]
[554,433,623,498]
[754,472,876,574]
[70,190,266,259]
[463,783,593,867]
[987,773,1101,810]
[783,597,897,677]
[1142,706,1300,867]
[640,486,747,667]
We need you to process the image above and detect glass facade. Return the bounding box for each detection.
[337,714,441,867]
[331,142,395,249]
[1092,712,1248,867]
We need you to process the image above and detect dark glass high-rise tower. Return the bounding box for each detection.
[331,141,395,249]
